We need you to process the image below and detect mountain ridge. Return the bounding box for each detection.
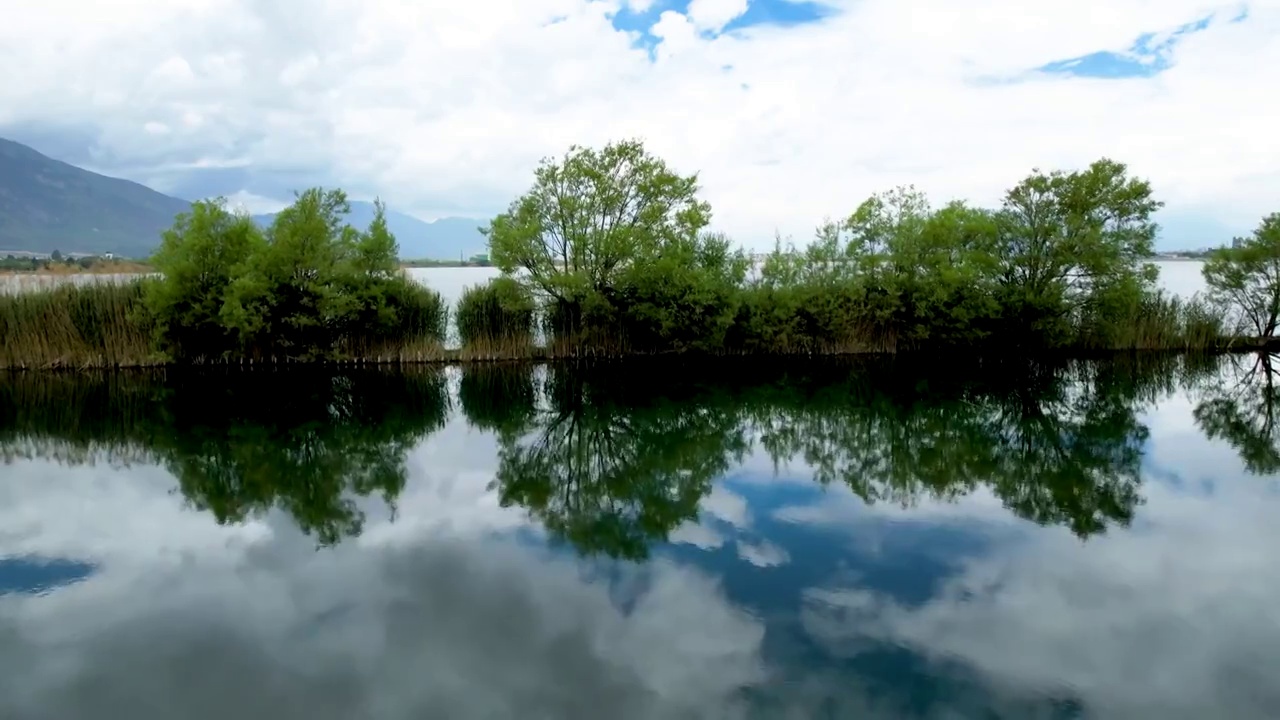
[0,137,487,260]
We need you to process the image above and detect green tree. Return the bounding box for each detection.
[220,188,355,358]
[50,249,63,263]
[993,158,1162,342]
[484,139,712,303]
[1202,212,1280,337]
[144,198,264,361]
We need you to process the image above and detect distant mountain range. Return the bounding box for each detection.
[0,136,488,260]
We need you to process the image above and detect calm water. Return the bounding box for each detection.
[2,352,1279,719]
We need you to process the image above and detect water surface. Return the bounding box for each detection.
[2,353,1278,719]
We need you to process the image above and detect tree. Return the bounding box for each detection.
[483,139,712,303]
[220,188,355,358]
[50,249,62,262]
[1202,212,1280,337]
[993,158,1162,339]
[144,198,264,361]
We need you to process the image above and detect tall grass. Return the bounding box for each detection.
[1076,291,1227,351]
[0,281,156,369]
[455,277,537,359]
[339,278,450,362]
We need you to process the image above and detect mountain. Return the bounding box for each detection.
[0,136,489,260]
[0,137,191,258]
[252,203,488,260]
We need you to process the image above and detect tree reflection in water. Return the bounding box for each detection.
[473,354,1212,558]
[0,367,450,546]
[1194,351,1280,474]
[1,352,1230,555]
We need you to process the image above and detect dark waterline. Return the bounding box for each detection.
[2,354,1279,719]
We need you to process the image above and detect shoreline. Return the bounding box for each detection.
[2,338,1277,372]
[0,257,1207,278]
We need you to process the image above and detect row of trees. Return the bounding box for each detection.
[12,352,1276,555]
[469,139,1229,356]
[6,138,1275,366]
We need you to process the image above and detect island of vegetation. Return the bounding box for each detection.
[1,139,1279,369]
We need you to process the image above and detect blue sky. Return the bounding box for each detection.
[1039,11,1244,79]
[612,0,833,49]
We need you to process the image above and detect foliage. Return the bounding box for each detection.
[484,139,755,354]
[4,140,1266,366]
[145,198,263,360]
[992,158,1162,344]
[5,189,448,368]
[484,138,712,302]
[1202,213,1280,337]
[478,142,1219,357]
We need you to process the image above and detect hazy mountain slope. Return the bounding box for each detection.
[0,136,488,260]
[0,137,191,258]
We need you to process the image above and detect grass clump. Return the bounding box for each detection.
[455,276,536,358]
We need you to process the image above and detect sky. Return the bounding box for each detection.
[0,0,1276,251]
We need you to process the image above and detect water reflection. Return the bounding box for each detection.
[0,368,449,545]
[467,355,1216,559]
[1193,351,1280,474]
[3,354,1280,718]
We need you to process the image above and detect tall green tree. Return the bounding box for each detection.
[221,188,355,358]
[993,158,1162,340]
[484,139,712,302]
[144,198,264,361]
[1203,212,1280,337]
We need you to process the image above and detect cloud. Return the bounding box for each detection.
[790,388,1280,718]
[0,537,766,719]
[1,1,1275,248]
[798,471,1280,719]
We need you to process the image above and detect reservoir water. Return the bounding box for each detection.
[2,346,1279,718]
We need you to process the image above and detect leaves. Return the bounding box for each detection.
[144,188,445,362]
[485,139,712,302]
[1203,212,1280,337]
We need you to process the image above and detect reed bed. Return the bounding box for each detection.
[454,278,537,359]
[0,281,157,369]
[0,275,1251,371]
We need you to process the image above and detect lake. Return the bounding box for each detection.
[2,350,1279,719]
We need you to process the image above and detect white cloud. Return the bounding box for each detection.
[799,472,1280,718]
[687,0,750,31]
[0,537,767,719]
[224,189,289,214]
[0,1,1275,248]
[789,388,1280,717]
